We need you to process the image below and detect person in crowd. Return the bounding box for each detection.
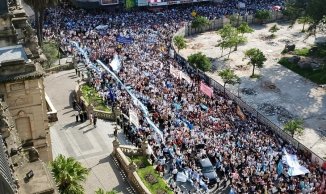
[43,1,326,193]
[93,115,97,127]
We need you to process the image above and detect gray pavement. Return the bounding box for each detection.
[45,70,135,194]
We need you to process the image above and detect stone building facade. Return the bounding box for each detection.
[0,0,52,162]
[0,0,58,193]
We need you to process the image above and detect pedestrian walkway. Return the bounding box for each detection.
[45,70,135,194]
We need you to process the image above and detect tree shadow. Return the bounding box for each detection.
[78,123,90,130]
[63,109,74,115]
[62,122,79,130]
[83,126,95,133]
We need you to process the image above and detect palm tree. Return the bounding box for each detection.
[25,0,58,46]
[50,154,89,194]
[95,188,118,194]
[284,119,304,137]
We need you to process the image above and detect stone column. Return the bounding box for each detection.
[112,139,120,155]
[141,141,149,156]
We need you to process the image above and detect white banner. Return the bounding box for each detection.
[180,71,192,84]
[129,109,140,128]
[170,65,179,78]
[110,54,121,73]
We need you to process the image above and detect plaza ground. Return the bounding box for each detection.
[180,21,326,159]
[45,69,135,194]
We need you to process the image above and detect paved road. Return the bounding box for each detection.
[44,70,135,194]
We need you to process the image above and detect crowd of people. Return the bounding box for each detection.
[43,1,326,194]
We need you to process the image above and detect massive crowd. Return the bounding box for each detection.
[43,1,326,194]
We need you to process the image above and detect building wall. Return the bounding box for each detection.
[0,78,52,162]
[0,136,15,194]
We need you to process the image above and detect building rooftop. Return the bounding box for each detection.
[16,160,56,194]
[0,45,28,64]
[0,45,44,83]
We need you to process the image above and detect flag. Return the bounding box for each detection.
[236,105,246,120]
[109,87,115,102]
[277,160,283,175]
[180,71,192,84]
[110,54,121,72]
[200,81,213,97]
[170,65,179,78]
[129,109,140,128]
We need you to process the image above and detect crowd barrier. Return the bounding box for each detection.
[184,11,284,36]
[173,14,325,165]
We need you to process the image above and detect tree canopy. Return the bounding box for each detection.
[95,188,118,194]
[187,52,212,72]
[191,16,211,30]
[25,0,58,46]
[173,35,187,53]
[50,154,89,194]
[284,0,326,33]
[244,48,267,77]
[218,68,240,95]
[269,24,280,37]
[255,10,271,24]
[217,24,247,56]
[237,22,254,35]
[284,119,304,137]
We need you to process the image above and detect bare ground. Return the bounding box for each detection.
[180,21,326,159]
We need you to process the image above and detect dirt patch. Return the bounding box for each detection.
[191,43,204,49]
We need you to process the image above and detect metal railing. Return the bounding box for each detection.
[172,16,325,165]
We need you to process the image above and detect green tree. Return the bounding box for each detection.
[173,36,187,53]
[218,68,240,96]
[297,16,313,31]
[217,24,237,56]
[187,52,211,72]
[191,16,211,31]
[282,0,304,25]
[217,24,234,39]
[95,188,118,194]
[306,0,326,25]
[269,24,280,38]
[217,24,247,55]
[243,48,267,77]
[237,22,254,36]
[285,0,326,35]
[217,40,228,56]
[255,10,271,24]
[284,119,304,137]
[25,0,58,46]
[125,0,136,10]
[50,154,89,194]
[232,34,247,52]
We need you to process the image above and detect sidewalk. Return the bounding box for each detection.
[45,70,135,194]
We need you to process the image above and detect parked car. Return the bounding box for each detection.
[198,158,218,185]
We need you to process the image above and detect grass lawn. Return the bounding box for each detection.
[294,47,310,56]
[294,43,326,58]
[42,41,59,68]
[80,84,111,112]
[130,156,173,194]
[279,57,326,84]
